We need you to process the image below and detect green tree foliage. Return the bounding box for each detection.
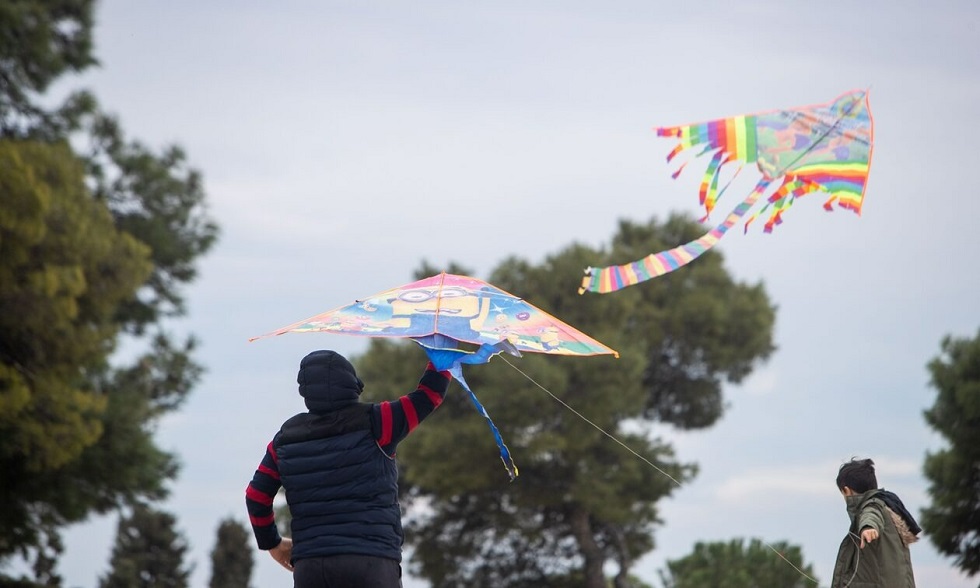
[82,112,217,329]
[208,518,254,588]
[0,0,96,136]
[658,538,817,588]
[0,141,150,474]
[0,1,218,581]
[921,329,980,577]
[355,218,776,588]
[98,505,192,588]
[605,217,776,428]
[0,576,46,588]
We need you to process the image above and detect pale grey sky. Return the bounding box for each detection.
[27,1,980,586]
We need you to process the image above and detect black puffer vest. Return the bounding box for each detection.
[274,351,402,562]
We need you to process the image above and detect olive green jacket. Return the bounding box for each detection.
[831,489,918,588]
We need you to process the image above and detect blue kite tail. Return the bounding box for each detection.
[416,336,521,480]
[450,366,519,481]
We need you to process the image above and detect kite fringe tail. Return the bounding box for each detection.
[579,178,772,294]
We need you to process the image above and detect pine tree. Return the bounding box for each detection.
[357,218,776,587]
[921,329,980,577]
[208,518,253,588]
[1,2,218,580]
[659,538,816,588]
[99,505,192,588]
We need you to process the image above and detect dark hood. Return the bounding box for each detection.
[297,350,364,413]
[877,489,922,536]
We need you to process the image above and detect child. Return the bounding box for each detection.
[831,458,921,588]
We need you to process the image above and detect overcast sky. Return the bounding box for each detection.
[24,1,980,586]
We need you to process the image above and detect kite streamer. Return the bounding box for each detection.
[580,89,873,294]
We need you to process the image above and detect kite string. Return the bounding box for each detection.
[499,356,821,586]
[841,533,862,588]
[499,356,682,487]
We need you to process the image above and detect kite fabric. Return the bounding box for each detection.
[580,89,874,294]
[251,272,619,480]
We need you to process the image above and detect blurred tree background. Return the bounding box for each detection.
[356,216,777,588]
[207,518,254,588]
[658,538,817,588]
[97,505,192,588]
[921,329,980,579]
[0,0,218,584]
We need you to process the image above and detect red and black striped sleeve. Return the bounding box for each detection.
[245,440,282,550]
[372,362,451,455]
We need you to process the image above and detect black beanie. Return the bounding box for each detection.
[296,350,364,413]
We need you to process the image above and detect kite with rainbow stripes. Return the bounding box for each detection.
[580,89,874,294]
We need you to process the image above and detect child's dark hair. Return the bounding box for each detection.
[836,458,878,493]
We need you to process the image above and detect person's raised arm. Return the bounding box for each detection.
[857,501,886,548]
[372,361,452,455]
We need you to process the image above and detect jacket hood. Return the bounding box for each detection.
[297,350,364,413]
[846,488,921,547]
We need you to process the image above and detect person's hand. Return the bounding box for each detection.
[428,361,452,380]
[269,537,294,571]
[859,527,879,548]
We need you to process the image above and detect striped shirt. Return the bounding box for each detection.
[245,362,451,549]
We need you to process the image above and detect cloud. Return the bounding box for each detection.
[742,367,779,397]
[715,456,922,503]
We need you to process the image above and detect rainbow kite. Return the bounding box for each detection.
[580,89,874,294]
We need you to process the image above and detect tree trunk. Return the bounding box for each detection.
[570,506,606,588]
[610,525,633,588]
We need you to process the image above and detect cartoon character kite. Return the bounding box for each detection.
[580,89,874,294]
[251,272,618,480]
